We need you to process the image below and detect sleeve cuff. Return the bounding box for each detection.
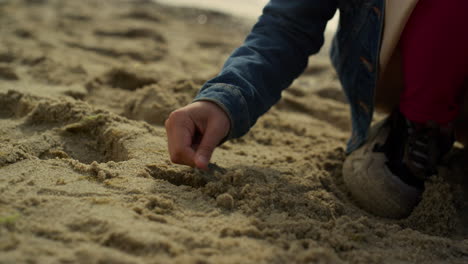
[193,83,251,141]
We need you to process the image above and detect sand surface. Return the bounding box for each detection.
[156,0,267,19]
[0,0,467,263]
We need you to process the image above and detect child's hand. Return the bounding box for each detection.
[165,101,230,170]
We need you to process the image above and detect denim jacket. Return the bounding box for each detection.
[193,0,385,153]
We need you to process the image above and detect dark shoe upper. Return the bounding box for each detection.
[375,110,455,189]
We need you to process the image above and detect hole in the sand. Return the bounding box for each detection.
[0,52,15,63]
[15,28,34,39]
[96,68,159,91]
[0,65,19,81]
[0,91,35,119]
[94,28,166,43]
[59,134,109,164]
[0,104,15,119]
[102,232,176,256]
[145,164,207,188]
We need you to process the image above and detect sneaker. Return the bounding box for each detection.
[343,110,454,218]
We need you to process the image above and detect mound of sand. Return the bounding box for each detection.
[0,0,467,263]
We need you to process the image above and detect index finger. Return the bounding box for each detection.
[165,112,196,167]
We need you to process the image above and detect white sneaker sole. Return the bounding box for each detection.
[343,120,423,219]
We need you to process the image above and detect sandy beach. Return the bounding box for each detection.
[0,0,467,263]
[156,0,267,19]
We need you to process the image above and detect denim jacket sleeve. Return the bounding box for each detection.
[193,0,338,140]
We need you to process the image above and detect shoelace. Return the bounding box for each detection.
[406,120,431,170]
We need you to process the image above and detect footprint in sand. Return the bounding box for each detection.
[0,91,131,167]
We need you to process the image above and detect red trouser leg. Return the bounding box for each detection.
[399,0,468,124]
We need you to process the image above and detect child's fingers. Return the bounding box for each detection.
[194,121,226,170]
[165,101,230,170]
[165,111,197,167]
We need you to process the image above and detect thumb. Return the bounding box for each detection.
[194,122,228,170]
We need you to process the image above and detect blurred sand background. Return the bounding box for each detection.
[157,0,339,56]
[157,0,268,19]
[0,0,467,263]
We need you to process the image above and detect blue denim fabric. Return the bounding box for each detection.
[193,0,386,153]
